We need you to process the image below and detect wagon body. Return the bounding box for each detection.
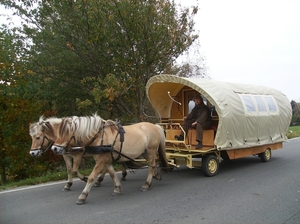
[146,74,292,176]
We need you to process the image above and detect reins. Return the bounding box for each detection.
[86,120,106,147]
[41,136,53,154]
[110,120,125,162]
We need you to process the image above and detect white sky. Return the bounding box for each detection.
[1,2,300,101]
[184,0,300,102]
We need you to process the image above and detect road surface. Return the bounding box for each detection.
[1,138,300,224]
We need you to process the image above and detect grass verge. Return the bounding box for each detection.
[0,169,93,191]
[0,163,123,191]
[287,126,300,139]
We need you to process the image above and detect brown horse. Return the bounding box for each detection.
[51,115,171,204]
[29,117,127,191]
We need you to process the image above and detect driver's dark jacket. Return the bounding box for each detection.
[186,103,211,125]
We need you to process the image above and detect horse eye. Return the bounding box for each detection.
[36,137,40,140]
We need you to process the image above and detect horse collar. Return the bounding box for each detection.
[85,121,126,162]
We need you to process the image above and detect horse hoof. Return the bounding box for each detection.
[94,182,101,187]
[112,191,121,196]
[121,177,126,181]
[112,185,121,195]
[141,181,151,191]
[76,199,86,205]
[140,186,149,192]
[63,187,71,191]
[112,188,121,195]
[153,176,162,180]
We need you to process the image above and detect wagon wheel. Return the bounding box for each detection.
[259,148,271,162]
[202,154,219,177]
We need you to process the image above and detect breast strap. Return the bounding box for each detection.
[85,120,125,161]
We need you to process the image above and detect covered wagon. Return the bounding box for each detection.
[146,74,292,176]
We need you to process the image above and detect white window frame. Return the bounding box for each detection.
[238,94,279,116]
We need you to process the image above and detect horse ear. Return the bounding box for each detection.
[45,122,51,128]
[41,122,46,131]
[39,116,45,123]
[29,123,35,133]
[41,122,50,132]
[66,117,73,126]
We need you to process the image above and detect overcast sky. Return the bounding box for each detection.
[183,0,300,102]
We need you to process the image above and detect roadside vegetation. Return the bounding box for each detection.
[0,169,92,191]
[287,125,300,139]
[0,162,123,191]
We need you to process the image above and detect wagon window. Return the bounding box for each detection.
[265,96,277,112]
[241,95,256,112]
[254,96,267,112]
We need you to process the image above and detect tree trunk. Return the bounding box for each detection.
[1,165,6,185]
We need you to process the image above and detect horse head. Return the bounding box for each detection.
[29,117,62,156]
[51,117,77,155]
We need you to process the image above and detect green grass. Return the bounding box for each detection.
[287,126,300,139]
[0,163,123,191]
[0,169,94,191]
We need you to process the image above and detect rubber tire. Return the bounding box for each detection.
[259,148,271,162]
[202,154,219,177]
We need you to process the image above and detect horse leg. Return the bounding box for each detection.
[141,150,158,192]
[93,155,108,187]
[72,152,88,183]
[120,164,127,181]
[105,164,122,195]
[76,155,113,205]
[94,168,106,187]
[62,155,73,191]
[94,164,127,186]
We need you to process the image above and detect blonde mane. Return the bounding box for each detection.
[68,115,104,143]
[29,116,62,136]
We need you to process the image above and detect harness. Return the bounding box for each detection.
[65,119,164,170]
[85,120,126,162]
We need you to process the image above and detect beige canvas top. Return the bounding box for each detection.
[146,74,292,150]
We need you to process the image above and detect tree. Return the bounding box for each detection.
[0,0,202,182]
[0,25,58,183]
[2,0,199,122]
[291,100,300,126]
[170,38,211,78]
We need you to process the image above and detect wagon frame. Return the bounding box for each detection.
[146,75,292,176]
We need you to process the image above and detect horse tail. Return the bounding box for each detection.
[155,124,172,172]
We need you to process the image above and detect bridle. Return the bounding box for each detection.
[51,134,77,155]
[30,135,53,156]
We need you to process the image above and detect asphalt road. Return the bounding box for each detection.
[1,138,300,224]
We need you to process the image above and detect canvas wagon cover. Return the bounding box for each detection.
[146,74,292,150]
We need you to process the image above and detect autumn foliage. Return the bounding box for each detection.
[1,0,199,184]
